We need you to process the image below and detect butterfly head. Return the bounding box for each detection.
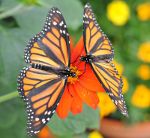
[80,56,85,61]
[69,72,76,77]
[61,68,77,78]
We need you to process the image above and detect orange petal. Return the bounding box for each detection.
[69,36,74,53]
[76,61,86,71]
[74,82,99,109]
[71,36,85,63]
[79,65,105,92]
[38,126,54,138]
[68,85,83,115]
[56,86,73,119]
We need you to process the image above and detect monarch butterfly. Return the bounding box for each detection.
[17,8,76,136]
[80,3,128,117]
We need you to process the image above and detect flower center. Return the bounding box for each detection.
[67,65,82,84]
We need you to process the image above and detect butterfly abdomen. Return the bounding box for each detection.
[31,63,75,78]
[31,63,53,72]
[32,63,42,69]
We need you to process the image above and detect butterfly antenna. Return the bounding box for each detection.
[81,62,87,75]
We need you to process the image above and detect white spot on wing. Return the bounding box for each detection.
[53,21,57,25]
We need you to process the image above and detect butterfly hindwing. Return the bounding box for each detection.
[17,66,61,100]
[18,66,67,135]
[83,3,128,116]
[91,62,128,115]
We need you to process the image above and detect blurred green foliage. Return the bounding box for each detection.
[0,0,150,138]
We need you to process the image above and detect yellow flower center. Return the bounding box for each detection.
[67,65,82,84]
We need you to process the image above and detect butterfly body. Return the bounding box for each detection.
[31,63,76,78]
[80,55,94,63]
[80,54,114,63]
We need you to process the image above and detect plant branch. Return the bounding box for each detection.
[0,91,18,104]
[0,4,25,20]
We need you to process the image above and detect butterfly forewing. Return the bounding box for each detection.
[83,3,113,58]
[83,3,128,117]
[25,7,70,68]
[18,7,71,136]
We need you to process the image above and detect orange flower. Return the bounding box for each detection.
[38,126,54,138]
[56,36,105,118]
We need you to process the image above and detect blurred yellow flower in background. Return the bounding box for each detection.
[88,131,104,138]
[137,42,150,63]
[122,76,129,94]
[137,3,150,21]
[137,64,150,80]
[113,60,124,75]
[131,85,150,108]
[98,93,116,118]
[107,1,130,26]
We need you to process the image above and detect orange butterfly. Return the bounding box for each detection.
[80,3,128,117]
[17,8,76,136]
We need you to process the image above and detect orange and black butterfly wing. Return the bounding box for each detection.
[18,7,71,135]
[18,66,67,135]
[83,3,128,116]
[25,7,70,69]
[83,3,113,59]
[90,62,128,116]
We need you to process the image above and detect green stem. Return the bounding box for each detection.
[0,4,25,20]
[0,91,18,104]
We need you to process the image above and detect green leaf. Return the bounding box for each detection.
[0,0,20,9]
[49,0,83,30]
[14,0,83,31]
[0,28,30,95]
[0,98,29,138]
[0,26,34,137]
[49,105,100,136]
[74,133,88,138]
[0,101,18,128]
